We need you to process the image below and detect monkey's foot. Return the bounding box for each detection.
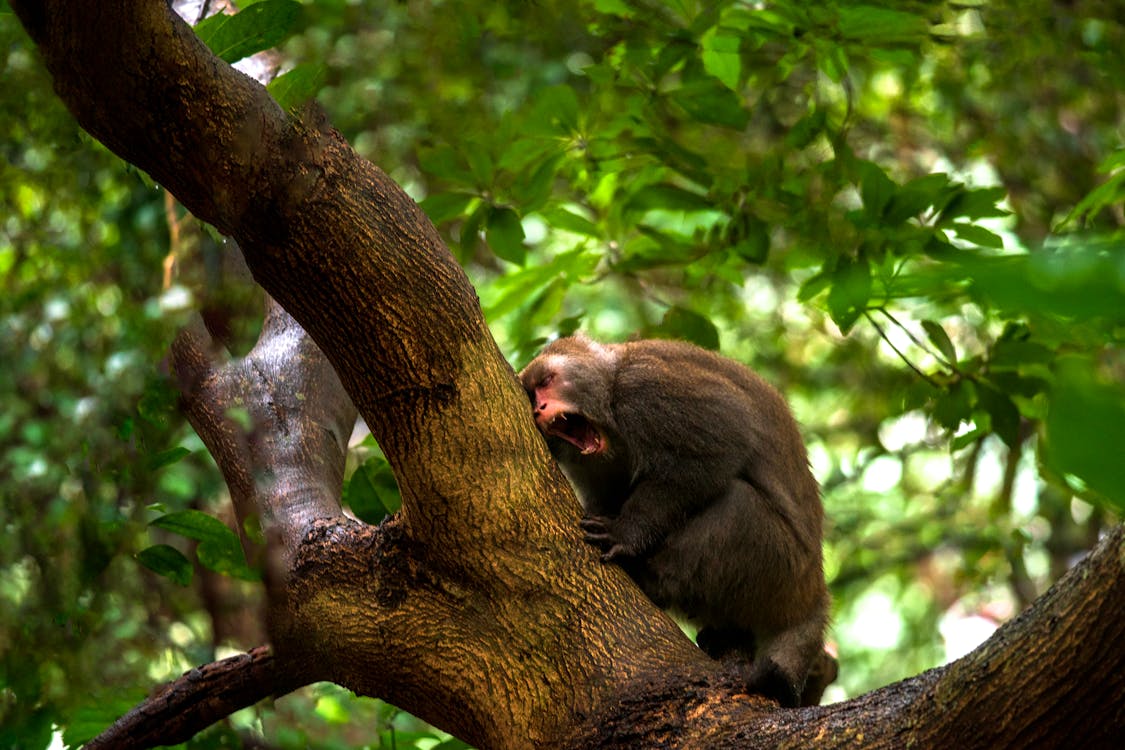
[745,658,801,709]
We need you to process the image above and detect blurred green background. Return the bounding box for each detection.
[2,0,1123,747]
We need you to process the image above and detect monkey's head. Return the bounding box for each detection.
[518,336,618,458]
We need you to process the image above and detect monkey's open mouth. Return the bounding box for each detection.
[545,414,605,455]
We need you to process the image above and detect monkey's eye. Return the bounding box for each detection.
[540,373,555,388]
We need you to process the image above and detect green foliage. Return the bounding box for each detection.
[2,0,1124,746]
[136,543,194,586]
[1045,358,1125,507]
[1061,149,1125,229]
[268,63,328,111]
[338,0,1123,707]
[195,1,304,64]
[149,510,261,582]
[0,9,222,745]
[343,454,402,524]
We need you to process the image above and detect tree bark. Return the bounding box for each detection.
[9,2,1125,748]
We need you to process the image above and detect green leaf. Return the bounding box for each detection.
[786,108,827,149]
[483,249,596,320]
[344,457,401,523]
[593,0,634,18]
[197,539,260,581]
[486,207,527,264]
[939,186,1009,222]
[514,153,563,213]
[737,8,797,36]
[457,204,486,261]
[136,377,179,425]
[64,695,147,749]
[146,446,191,471]
[976,383,1021,448]
[797,269,832,302]
[669,75,750,129]
[933,380,974,431]
[1045,359,1125,512]
[730,217,770,263]
[951,426,985,451]
[620,227,699,269]
[924,240,1125,326]
[858,161,896,219]
[149,510,259,581]
[625,184,712,214]
[344,468,384,521]
[136,544,193,586]
[1097,148,1125,172]
[541,206,600,237]
[653,307,721,350]
[419,145,473,184]
[151,509,235,544]
[420,192,477,224]
[826,257,872,333]
[952,223,1005,249]
[885,173,952,224]
[0,708,53,750]
[921,320,957,363]
[466,148,494,187]
[194,1,303,64]
[526,85,581,134]
[815,39,850,82]
[1060,169,1125,228]
[990,340,1055,375]
[497,137,563,173]
[701,28,742,91]
[267,63,326,111]
[837,5,930,44]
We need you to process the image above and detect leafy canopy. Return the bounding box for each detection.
[1,0,1122,747]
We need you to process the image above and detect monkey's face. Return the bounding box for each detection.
[519,351,611,457]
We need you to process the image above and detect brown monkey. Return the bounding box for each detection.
[519,335,833,707]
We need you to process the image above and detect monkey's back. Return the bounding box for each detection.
[610,340,820,521]
[609,339,826,638]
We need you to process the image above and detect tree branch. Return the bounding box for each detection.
[171,295,354,564]
[579,523,1125,748]
[84,646,297,750]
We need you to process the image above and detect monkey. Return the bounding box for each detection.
[519,334,834,707]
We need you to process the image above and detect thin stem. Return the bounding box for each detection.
[865,310,942,388]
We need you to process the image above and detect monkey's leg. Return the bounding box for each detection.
[745,615,828,708]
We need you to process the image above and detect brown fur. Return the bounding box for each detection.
[520,335,833,706]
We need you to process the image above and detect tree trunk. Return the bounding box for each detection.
[9,2,1125,748]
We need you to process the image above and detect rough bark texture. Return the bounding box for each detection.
[85,646,289,750]
[9,2,1125,748]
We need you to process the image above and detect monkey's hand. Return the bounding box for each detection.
[579,516,636,562]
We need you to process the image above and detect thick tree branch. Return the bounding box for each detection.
[10,7,706,747]
[85,646,298,750]
[171,296,354,563]
[8,0,571,584]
